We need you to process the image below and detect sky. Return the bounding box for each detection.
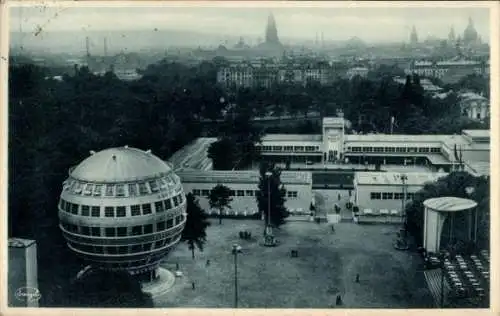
[9,2,491,43]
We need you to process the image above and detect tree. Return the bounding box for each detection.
[207,138,238,170]
[256,162,289,228]
[208,184,233,225]
[181,193,211,259]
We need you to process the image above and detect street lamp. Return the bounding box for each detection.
[465,186,477,244]
[232,244,242,308]
[401,174,408,236]
[265,171,273,236]
[263,171,277,247]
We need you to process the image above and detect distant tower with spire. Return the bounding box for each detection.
[265,13,281,44]
[410,26,418,45]
[448,26,456,44]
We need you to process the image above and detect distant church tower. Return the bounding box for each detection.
[265,13,280,44]
[410,26,419,45]
[463,17,480,45]
[448,26,456,44]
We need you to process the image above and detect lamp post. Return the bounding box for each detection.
[232,244,242,308]
[265,171,273,235]
[465,186,476,244]
[401,174,408,236]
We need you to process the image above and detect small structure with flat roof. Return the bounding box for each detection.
[423,197,478,254]
[8,238,39,307]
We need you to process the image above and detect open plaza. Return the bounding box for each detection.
[156,219,434,308]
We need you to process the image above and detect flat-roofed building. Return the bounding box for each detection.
[169,117,489,221]
[255,117,489,172]
[256,134,323,164]
[177,170,313,216]
[8,238,39,307]
[353,172,448,223]
[404,59,487,84]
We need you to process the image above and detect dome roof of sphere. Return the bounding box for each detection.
[70,147,173,183]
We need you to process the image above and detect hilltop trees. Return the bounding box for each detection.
[182,193,211,259]
[256,162,289,228]
[208,184,233,225]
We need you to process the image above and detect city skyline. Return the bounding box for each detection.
[9,4,491,44]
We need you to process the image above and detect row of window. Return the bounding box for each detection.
[59,194,185,217]
[61,215,184,237]
[257,145,321,152]
[348,146,441,154]
[63,174,180,197]
[192,189,299,199]
[68,234,181,255]
[369,192,415,200]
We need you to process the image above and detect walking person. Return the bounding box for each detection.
[336,295,342,306]
[355,273,360,283]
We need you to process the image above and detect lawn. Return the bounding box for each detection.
[156,219,435,308]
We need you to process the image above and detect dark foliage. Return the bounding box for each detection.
[182,194,211,259]
[256,162,289,228]
[208,184,233,225]
[54,270,154,308]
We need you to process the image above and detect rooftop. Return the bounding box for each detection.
[462,130,490,139]
[346,134,448,143]
[323,117,345,126]
[177,170,312,185]
[8,238,36,248]
[261,134,323,142]
[423,197,478,212]
[70,147,173,183]
[168,138,216,171]
[459,92,488,101]
[355,172,448,186]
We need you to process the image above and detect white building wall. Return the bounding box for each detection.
[354,184,426,214]
[181,182,313,216]
[461,149,490,162]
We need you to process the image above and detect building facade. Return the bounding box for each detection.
[177,170,313,216]
[458,92,490,121]
[353,172,448,222]
[255,117,490,172]
[405,59,488,84]
[216,60,333,88]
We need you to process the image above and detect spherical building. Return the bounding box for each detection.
[58,147,187,281]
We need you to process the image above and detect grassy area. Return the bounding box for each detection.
[156,219,434,308]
